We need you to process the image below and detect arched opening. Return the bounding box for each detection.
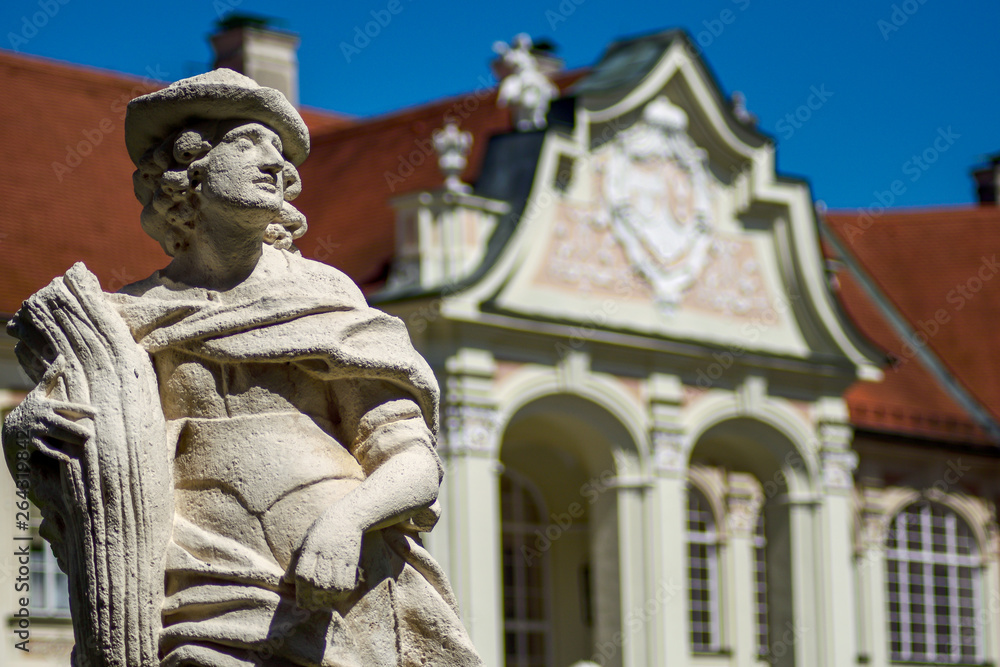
[499,393,638,667]
[886,500,983,664]
[687,416,813,666]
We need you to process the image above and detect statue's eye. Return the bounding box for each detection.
[236,137,253,150]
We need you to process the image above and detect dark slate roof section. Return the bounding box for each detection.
[573,29,772,151]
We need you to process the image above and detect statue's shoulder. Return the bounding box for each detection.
[114,270,201,302]
[116,271,169,298]
[284,251,369,307]
[108,249,370,308]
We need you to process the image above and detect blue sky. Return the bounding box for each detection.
[2,0,996,210]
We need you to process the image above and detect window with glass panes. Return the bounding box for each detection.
[501,471,551,667]
[687,486,721,653]
[2,406,69,618]
[30,537,71,617]
[753,512,769,657]
[886,502,982,664]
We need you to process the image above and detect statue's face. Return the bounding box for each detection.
[198,120,286,229]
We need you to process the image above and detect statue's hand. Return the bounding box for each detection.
[294,511,364,611]
[4,356,95,457]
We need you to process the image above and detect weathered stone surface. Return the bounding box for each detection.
[4,264,172,667]
[3,69,482,666]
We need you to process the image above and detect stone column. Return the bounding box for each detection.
[856,484,889,667]
[784,494,820,667]
[817,420,860,667]
[726,473,764,667]
[614,476,652,667]
[648,373,690,667]
[437,349,504,667]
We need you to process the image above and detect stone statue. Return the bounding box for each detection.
[493,33,559,131]
[2,69,483,667]
[432,122,473,194]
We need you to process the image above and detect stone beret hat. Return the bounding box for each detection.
[124,68,310,167]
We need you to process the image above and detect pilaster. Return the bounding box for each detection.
[726,472,764,667]
[856,482,889,667]
[817,415,859,667]
[613,475,653,667]
[437,348,504,667]
[648,373,690,667]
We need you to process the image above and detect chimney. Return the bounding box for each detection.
[972,155,1000,205]
[211,14,300,106]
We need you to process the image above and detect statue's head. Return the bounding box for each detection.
[124,69,310,257]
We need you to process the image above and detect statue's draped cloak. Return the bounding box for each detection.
[108,250,481,667]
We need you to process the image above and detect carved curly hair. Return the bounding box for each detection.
[132,120,307,257]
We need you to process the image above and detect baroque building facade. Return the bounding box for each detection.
[1,23,999,667]
[372,31,881,667]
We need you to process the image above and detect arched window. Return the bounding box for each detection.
[753,512,769,657]
[687,485,721,653]
[886,501,982,664]
[501,470,552,667]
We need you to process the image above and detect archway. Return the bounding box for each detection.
[499,393,640,667]
[687,416,816,667]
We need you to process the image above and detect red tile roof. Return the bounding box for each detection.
[0,47,578,306]
[300,105,355,134]
[5,47,994,449]
[0,49,350,315]
[826,207,1000,445]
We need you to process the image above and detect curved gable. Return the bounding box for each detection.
[454,30,877,380]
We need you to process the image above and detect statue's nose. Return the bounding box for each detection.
[261,143,284,175]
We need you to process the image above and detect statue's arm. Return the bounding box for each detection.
[3,266,172,665]
[2,355,95,455]
[294,380,442,610]
[3,304,100,476]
